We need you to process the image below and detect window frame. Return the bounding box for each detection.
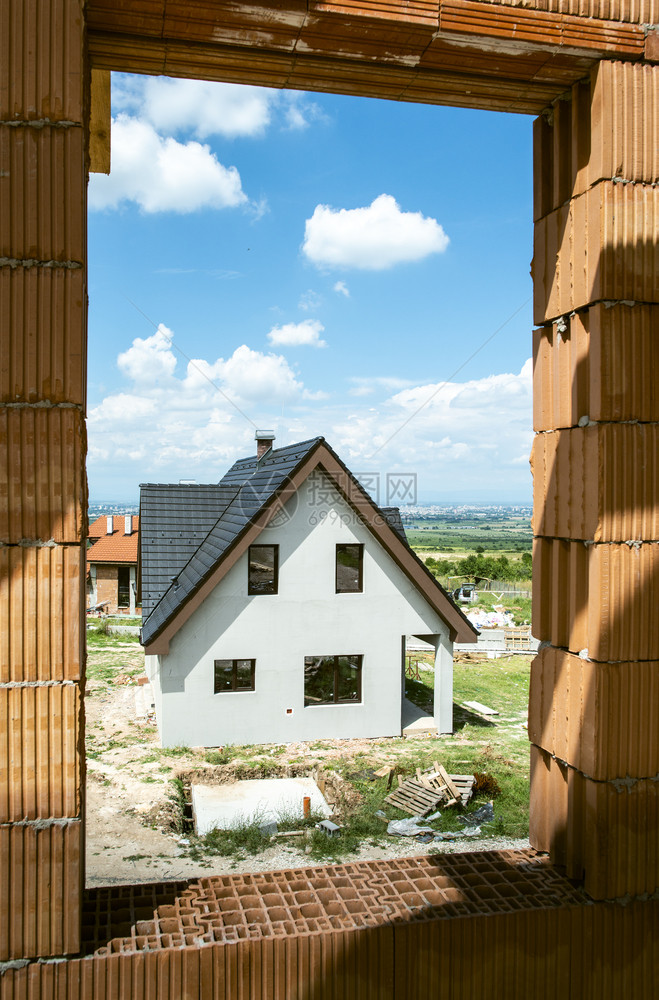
[214,658,256,694]
[248,543,279,595]
[304,654,363,706]
[335,543,364,594]
[117,565,131,607]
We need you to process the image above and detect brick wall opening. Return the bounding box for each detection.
[3,0,657,991]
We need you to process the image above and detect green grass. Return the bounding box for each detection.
[400,655,531,838]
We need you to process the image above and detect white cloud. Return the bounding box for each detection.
[273,360,533,500]
[141,78,273,139]
[268,320,326,348]
[117,325,177,383]
[302,194,449,271]
[298,290,323,312]
[195,344,304,401]
[87,333,532,502]
[112,74,325,139]
[333,281,350,297]
[88,329,313,486]
[348,375,415,397]
[88,116,247,214]
[281,93,326,131]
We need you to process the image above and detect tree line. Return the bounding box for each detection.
[425,551,532,583]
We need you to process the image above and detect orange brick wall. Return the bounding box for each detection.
[0,0,86,961]
[530,59,659,899]
[1,0,658,991]
[94,565,119,613]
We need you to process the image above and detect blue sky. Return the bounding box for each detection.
[87,76,534,503]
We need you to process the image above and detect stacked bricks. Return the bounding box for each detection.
[530,60,659,899]
[0,0,87,961]
[2,850,658,998]
[83,850,585,956]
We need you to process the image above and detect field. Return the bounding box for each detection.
[404,505,532,558]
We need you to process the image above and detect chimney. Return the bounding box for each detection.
[124,515,132,535]
[106,515,113,534]
[255,430,275,460]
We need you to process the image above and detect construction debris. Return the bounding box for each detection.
[316,820,341,838]
[384,762,475,817]
[434,827,482,841]
[387,817,435,838]
[458,801,494,826]
[464,700,499,716]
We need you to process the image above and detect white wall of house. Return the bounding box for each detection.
[145,472,453,747]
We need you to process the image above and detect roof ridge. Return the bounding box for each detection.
[141,438,324,641]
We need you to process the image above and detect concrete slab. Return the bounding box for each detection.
[402,697,438,737]
[191,777,332,835]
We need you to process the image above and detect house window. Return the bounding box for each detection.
[248,544,279,594]
[117,566,130,607]
[214,659,256,693]
[335,544,363,593]
[304,655,362,706]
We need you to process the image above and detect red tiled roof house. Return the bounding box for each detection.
[87,514,140,614]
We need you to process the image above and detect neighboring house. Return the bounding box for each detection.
[87,514,140,615]
[139,434,477,748]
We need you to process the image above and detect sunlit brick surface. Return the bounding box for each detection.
[82,851,584,955]
[529,647,659,780]
[531,424,659,542]
[533,305,659,431]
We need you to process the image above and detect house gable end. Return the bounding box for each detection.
[143,440,477,653]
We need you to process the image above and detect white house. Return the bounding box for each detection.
[139,434,477,748]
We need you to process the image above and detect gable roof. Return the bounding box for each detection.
[140,437,478,651]
[138,485,237,619]
[87,515,139,565]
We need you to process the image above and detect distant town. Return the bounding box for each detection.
[88,500,531,521]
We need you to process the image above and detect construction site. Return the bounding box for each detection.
[1,1,658,997]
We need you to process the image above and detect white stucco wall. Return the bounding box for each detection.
[147,471,452,747]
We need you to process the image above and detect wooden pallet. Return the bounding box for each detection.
[442,772,476,807]
[384,776,444,817]
[384,763,475,816]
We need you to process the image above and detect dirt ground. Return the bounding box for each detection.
[84,641,529,887]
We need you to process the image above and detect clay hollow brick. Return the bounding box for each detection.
[0,544,84,683]
[532,180,659,325]
[0,406,86,544]
[530,745,659,900]
[0,819,81,960]
[0,266,87,405]
[532,538,659,661]
[3,900,659,1000]
[531,423,659,542]
[533,60,659,222]
[0,0,85,122]
[528,646,659,779]
[0,124,87,263]
[81,850,585,958]
[0,683,81,822]
[533,303,659,431]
